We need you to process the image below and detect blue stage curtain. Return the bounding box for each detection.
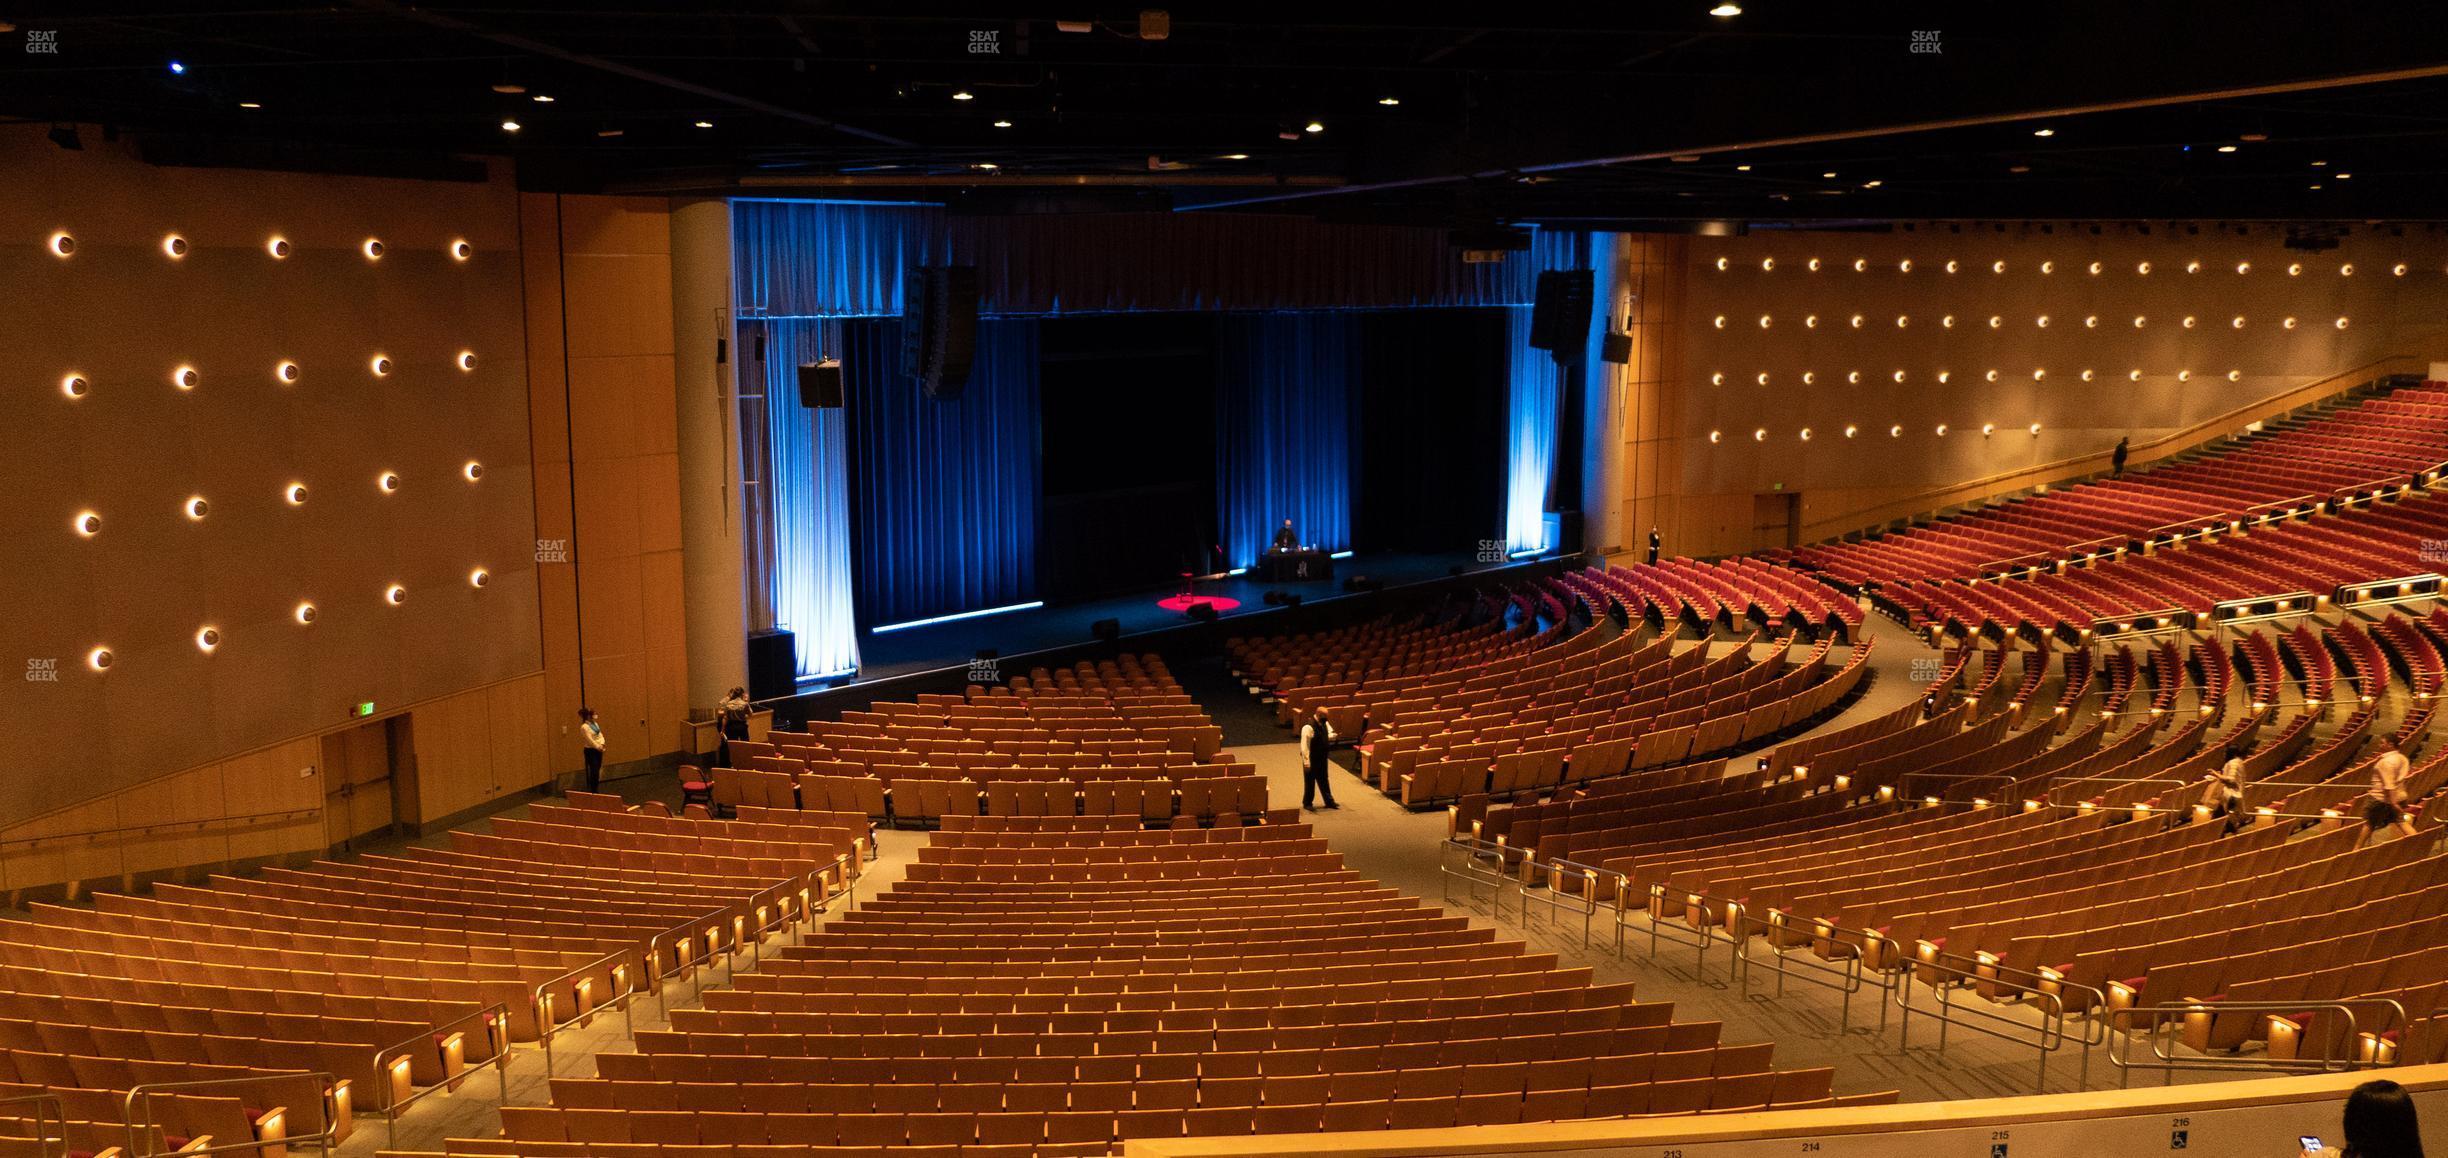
[756,320,861,679]
[1504,305,1564,555]
[733,199,945,318]
[1215,313,1356,568]
[840,319,1042,626]
[734,198,1581,317]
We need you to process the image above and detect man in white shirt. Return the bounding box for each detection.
[579,707,607,793]
[2365,742,2415,844]
[1300,707,1339,811]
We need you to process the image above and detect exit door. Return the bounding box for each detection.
[321,715,412,850]
[1752,492,1800,552]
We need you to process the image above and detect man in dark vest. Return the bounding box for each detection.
[1299,707,1340,810]
[1647,526,1662,565]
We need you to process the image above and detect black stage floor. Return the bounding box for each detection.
[816,549,1555,688]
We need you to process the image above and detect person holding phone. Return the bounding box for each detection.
[2301,1078,2424,1157]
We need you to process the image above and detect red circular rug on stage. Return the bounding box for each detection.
[1156,594,1242,613]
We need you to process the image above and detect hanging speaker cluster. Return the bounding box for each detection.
[900,265,980,399]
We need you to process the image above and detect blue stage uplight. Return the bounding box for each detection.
[168,61,187,75]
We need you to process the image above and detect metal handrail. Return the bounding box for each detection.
[0,808,323,849]
[1533,858,1626,951]
[372,1004,509,1146]
[647,906,735,1016]
[2109,999,2408,1086]
[1894,948,2108,1093]
[0,1094,64,1158]
[123,1073,341,1158]
[1437,836,1523,920]
[533,950,638,1075]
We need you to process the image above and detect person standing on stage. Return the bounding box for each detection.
[1647,526,1662,565]
[1300,707,1340,811]
[1274,518,1300,551]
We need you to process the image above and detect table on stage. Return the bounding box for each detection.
[1256,548,1334,583]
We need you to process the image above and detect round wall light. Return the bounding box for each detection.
[470,568,491,588]
[285,483,308,506]
[49,232,75,257]
[452,240,473,261]
[457,351,477,372]
[162,234,189,259]
[174,365,199,390]
[1889,425,1903,438]
[62,373,88,399]
[267,236,291,259]
[362,238,386,260]
[379,471,401,493]
[295,602,318,625]
[1708,430,1722,443]
[73,511,101,538]
[88,647,113,672]
[370,355,392,377]
[277,361,300,383]
[195,626,221,654]
[463,461,484,482]
[185,496,210,520]
[385,584,407,605]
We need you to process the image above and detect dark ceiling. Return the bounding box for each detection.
[8,4,2448,230]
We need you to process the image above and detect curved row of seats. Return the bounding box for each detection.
[484,817,1890,1157]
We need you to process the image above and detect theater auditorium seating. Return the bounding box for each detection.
[0,796,862,1149]
[474,816,1887,1157]
[1786,380,2448,592]
[708,656,1263,828]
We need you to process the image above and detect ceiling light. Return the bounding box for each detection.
[952,90,975,101]
[1863,180,1883,188]
[975,162,999,171]
[2239,133,2268,142]
[694,120,714,129]
[993,119,1013,128]
[238,101,261,110]
[167,61,186,75]
[1709,2,1742,14]
[1821,171,1837,179]
[1669,155,1700,163]
[1378,96,1400,106]
[500,119,521,132]
[2310,159,2327,167]
[2216,145,2236,153]
[597,129,625,138]
[532,94,554,103]
[1305,121,1325,134]
[1220,153,1249,160]
[2337,172,2354,180]
[491,83,526,94]
[1735,164,1752,172]
[2032,127,2055,137]
[2008,165,2030,173]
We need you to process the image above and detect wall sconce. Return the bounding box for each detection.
[452,240,474,261]
[457,351,478,372]
[363,238,386,260]
[49,232,75,257]
[61,373,88,399]
[195,626,221,654]
[277,361,300,383]
[162,234,190,259]
[185,496,209,521]
[174,365,199,390]
[285,483,308,506]
[463,461,485,482]
[73,511,101,538]
[267,236,291,258]
[370,355,393,377]
[295,602,318,625]
[88,647,113,672]
[470,568,491,588]
[386,584,407,605]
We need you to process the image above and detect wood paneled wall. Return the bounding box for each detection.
[519,194,690,778]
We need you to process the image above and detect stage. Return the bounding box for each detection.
[786,549,1565,709]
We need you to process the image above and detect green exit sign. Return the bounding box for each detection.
[1771,482,1785,491]
[354,701,377,718]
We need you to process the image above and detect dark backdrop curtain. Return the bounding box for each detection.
[1215,313,1358,567]
[840,318,1041,626]
[1356,309,1509,555]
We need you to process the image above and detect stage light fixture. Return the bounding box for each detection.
[1377,96,1400,106]
[994,120,1014,128]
